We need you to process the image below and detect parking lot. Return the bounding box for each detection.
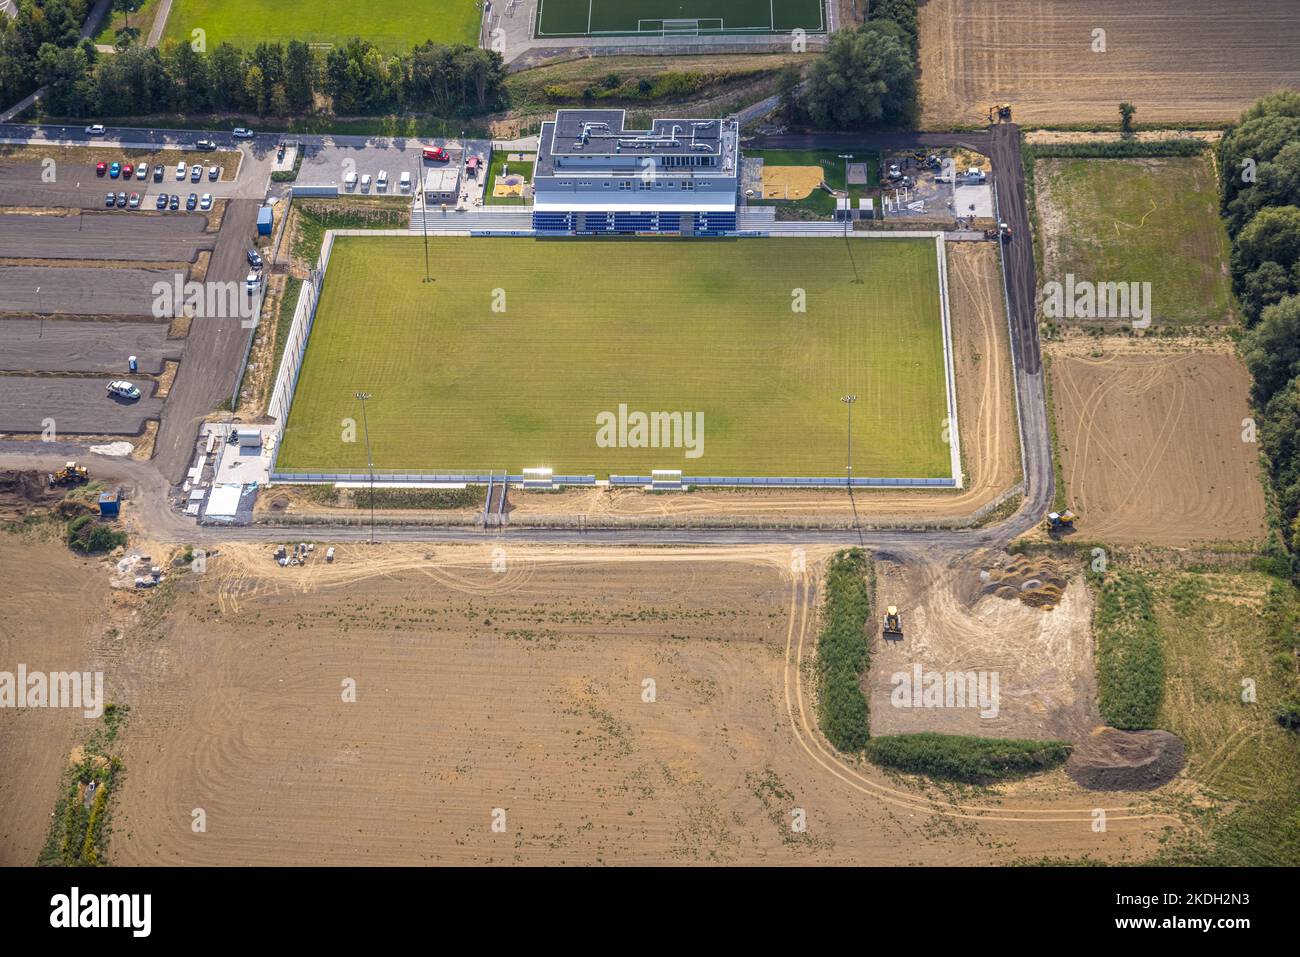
[294,135,490,205]
[0,264,181,316]
[0,376,165,435]
[0,211,215,261]
[1,319,182,374]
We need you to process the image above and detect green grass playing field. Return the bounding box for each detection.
[163,0,481,53]
[1037,156,1235,326]
[535,0,825,36]
[276,236,952,479]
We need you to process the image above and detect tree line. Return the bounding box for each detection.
[1219,92,1300,571]
[1,3,505,118]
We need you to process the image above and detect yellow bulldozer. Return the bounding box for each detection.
[882,605,903,641]
[48,461,89,487]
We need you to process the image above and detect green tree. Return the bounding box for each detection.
[284,39,315,112]
[805,23,914,130]
[1243,294,1300,405]
[1119,101,1136,134]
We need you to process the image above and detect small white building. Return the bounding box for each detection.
[423,167,461,205]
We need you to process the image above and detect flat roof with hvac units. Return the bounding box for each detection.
[423,167,461,198]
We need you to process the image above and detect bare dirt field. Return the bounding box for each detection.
[0,535,110,865]
[1048,339,1267,546]
[869,553,1100,741]
[261,242,1020,529]
[919,0,1300,127]
[97,542,1175,865]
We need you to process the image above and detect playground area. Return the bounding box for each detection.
[760,165,824,201]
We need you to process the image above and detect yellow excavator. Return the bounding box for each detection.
[48,461,89,487]
[883,605,903,640]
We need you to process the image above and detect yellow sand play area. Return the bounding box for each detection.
[761,165,824,200]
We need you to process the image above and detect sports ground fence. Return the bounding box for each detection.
[266,230,964,492]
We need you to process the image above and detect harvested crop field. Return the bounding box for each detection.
[104,543,1168,865]
[919,0,1300,126]
[1049,341,1266,546]
[0,538,109,865]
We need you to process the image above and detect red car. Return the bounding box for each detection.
[422,146,448,162]
[122,163,134,178]
[96,162,106,176]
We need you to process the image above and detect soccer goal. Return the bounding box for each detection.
[638,18,726,36]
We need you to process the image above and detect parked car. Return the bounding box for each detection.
[95,162,107,176]
[247,248,263,269]
[135,164,147,180]
[115,191,127,208]
[190,164,202,182]
[175,161,187,180]
[360,173,372,192]
[207,165,218,181]
[376,170,388,191]
[109,162,121,178]
[186,192,198,210]
[196,139,216,151]
[106,380,140,400]
[399,171,411,192]
[199,193,212,210]
[85,124,106,136]
[232,127,254,139]
[156,193,168,210]
[245,272,262,294]
[169,194,179,210]
[422,146,448,162]
[127,192,140,208]
[152,164,164,182]
[344,171,357,191]
[105,192,116,207]
[122,163,133,178]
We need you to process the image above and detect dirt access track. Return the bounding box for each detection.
[1049,338,1266,546]
[919,0,1300,127]
[85,541,1179,866]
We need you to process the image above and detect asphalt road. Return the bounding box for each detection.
[0,211,215,261]
[0,319,182,373]
[0,378,162,434]
[0,264,180,316]
[150,199,261,484]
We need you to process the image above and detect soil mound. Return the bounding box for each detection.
[1066,726,1185,791]
[0,469,60,519]
[980,555,1067,608]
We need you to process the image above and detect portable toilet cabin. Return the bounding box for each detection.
[98,488,121,518]
[256,205,273,236]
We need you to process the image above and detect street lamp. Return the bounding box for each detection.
[355,391,376,544]
[840,394,856,488]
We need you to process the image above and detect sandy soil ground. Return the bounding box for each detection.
[261,243,1021,528]
[1048,339,1266,546]
[869,554,1100,741]
[0,536,111,864]
[98,541,1172,865]
[919,0,1300,127]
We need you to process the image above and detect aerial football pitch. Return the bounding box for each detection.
[534,0,826,37]
[163,0,481,52]
[275,235,953,480]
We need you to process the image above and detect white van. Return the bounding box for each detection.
[399,171,411,192]
[376,170,388,191]
[344,171,357,191]
[360,174,372,193]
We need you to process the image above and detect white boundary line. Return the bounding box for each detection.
[535,0,825,37]
[934,234,963,489]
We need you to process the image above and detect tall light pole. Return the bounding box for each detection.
[356,391,376,544]
[840,394,856,488]
[837,154,861,284]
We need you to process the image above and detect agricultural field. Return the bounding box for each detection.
[162,0,482,52]
[1048,340,1266,546]
[277,235,953,479]
[919,0,1300,127]
[535,0,826,37]
[1035,156,1234,326]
